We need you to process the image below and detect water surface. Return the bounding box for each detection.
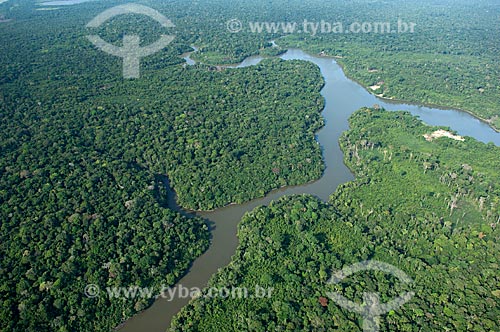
[120,48,500,332]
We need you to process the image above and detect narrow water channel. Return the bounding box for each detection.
[119,48,500,332]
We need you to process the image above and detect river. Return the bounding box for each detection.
[119,48,500,332]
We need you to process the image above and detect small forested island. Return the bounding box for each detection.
[164,59,325,210]
[171,109,500,331]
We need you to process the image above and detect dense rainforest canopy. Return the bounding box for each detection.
[171,109,500,331]
[2,0,498,131]
[0,1,325,330]
[0,0,498,331]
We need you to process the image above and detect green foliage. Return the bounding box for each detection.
[0,157,211,331]
[3,1,499,133]
[253,0,500,130]
[1,0,499,331]
[163,59,325,210]
[0,2,326,330]
[170,109,500,331]
[0,6,325,209]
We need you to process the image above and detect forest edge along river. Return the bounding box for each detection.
[119,48,500,332]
